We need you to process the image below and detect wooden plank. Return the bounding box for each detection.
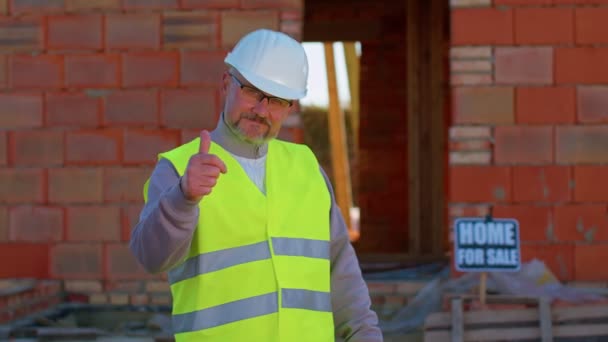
[539,297,553,342]
[465,327,541,341]
[554,304,608,322]
[324,42,353,234]
[425,331,451,342]
[425,308,539,329]
[451,298,463,342]
[554,324,608,338]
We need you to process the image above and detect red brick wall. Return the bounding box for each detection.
[0,0,302,301]
[450,0,608,282]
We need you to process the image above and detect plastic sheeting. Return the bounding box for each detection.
[377,259,607,335]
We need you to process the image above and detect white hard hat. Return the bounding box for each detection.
[224,29,309,100]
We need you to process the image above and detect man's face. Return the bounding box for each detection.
[221,70,293,145]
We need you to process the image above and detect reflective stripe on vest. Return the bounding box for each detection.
[168,238,330,285]
[172,289,331,334]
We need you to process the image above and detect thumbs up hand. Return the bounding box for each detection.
[180,130,227,202]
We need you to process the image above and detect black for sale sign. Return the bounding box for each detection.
[453,217,521,272]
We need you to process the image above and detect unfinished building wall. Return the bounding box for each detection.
[0,0,303,304]
[450,0,608,281]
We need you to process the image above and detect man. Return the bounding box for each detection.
[130,29,382,342]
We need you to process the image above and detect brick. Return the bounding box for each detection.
[66,205,121,241]
[47,15,102,50]
[10,0,64,14]
[280,20,301,41]
[66,130,122,165]
[449,204,490,219]
[450,47,492,59]
[575,244,608,281]
[221,10,280,47]
[106,14,160,50]
[122,204,143,241]
[520,244,573,281]
[516,87,576,124]
[0,55,7,88]
[64,280,103,293]
[0,0,6,14]
[104,168,152,202]
[450,60,491,73]
[51,243,102,279]
[9,55,63,89]
[0,17,42,52]
[494,205,552,242]
[48,168,103,203]
[576,8,608,45]
[180,50,226,86]
[556,126,608,163]
[452,87,514,124]
[494,126,553,164]
[555,48,608,84]
[0,206,7,241]
[130,294,149,305]
[451,8,513,45]
[241,0,301,8]
[180,0,239,8]
[449,151,492,165]
[122,52,179,88]
[573,166,608,202]
[66,0,120,11]
[495,47,553,85]
[450,74,492,86]
[161,89,218,129]
[104,280,142,293]
[450,166,511,202]
[106,243,155,279]
[122,0,178,9]
[8,206,63,242]
[46,92,100,127]
[109,293,129,304]
[495,0,553,4]
[0,244,48,278]
[0,132,5,166]
[555,0,608,3]
[453,1,492,9]
[123,129,180,165]
[514,8,573,45]
[65,55,120,88]
[449,140,491,151]
[180,129,200,145]
[9,130,63,166]
[150,293,171,305]
[145,280,169,293]
[513,166,571,203]
[0,93,42,128]
[450,126,492,140]
[577,86,608,123]
[555,205,608,243]
[103,90,158,126]
[0,169,44,203]
[163,11,218,49]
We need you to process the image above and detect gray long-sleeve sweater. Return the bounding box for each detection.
[129,114,383,341]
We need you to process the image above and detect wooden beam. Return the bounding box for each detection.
[343,42,360,152]
[324,42,356,240]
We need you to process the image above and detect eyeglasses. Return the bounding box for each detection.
[230,74,293,109]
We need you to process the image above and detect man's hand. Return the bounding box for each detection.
[180,130,227,202]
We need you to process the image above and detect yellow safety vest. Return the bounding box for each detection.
[143,138,334,342]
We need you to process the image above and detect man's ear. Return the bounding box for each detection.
[221,72,230,95]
